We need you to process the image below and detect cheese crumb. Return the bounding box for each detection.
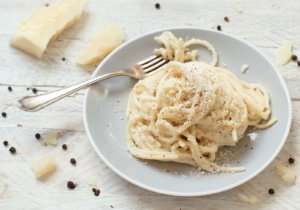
[238,193,258,204]
[46,132,57,145]
[276,163,296,184]
[86,177,97,186]
[241,64,249,73]
[0,173,8,198]
[31,156,56,178]
[209,24,217,29]
[276,42,293,65]
[0,183,8,198]
[221,62,227,68]
[184,21,193,26]
[233,4,244,14]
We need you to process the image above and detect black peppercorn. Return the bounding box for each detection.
[92,188,100,196]
[70,158,77,165]
[2,112,7,118]
[268,188,275,195]
[217,25,222,31]
[94,189,100,196]
[62,144,67,150]
[288,157,295,164]
[67,181,76,189]
[35,133,41,140]
[155,3,160,9]
[9,147,16,154]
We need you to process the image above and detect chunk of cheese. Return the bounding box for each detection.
[46,132,58,145]
[233,4,244,14]
[31,156,56,178]
[276,42,293,65]
[276,163,296,184]
[241,64,249,73]
[86,176,97,186]
[77,24,124,65]
[10,0,86,58]
[238,193,258,205]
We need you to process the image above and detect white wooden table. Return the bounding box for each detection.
[0,0,299,209]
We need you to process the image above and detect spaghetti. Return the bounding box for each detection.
[126,32,276,173]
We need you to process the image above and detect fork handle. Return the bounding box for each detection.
[18,71,125,112]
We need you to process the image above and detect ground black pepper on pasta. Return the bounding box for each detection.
[224,16,229,22]
[8,86,12,92]
[217,25,222,31]
[291,55,297,61]
[32,88,38,94]
[3,141,8,147]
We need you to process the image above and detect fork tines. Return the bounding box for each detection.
[138,56,169,73]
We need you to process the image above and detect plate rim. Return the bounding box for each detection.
[83,26,292,196]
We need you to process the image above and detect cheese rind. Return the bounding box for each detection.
[10,0,86,58]
[31,156,56,178]
[77,24,124,65]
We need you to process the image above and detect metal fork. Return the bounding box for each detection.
[18,55,169,112]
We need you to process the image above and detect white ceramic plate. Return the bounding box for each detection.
[83,27,292,196]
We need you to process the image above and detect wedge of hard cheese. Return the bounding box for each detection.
[10,0,86,58]
[77,24,124,65]
[31,156,56,178]
[276,42,293,65]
